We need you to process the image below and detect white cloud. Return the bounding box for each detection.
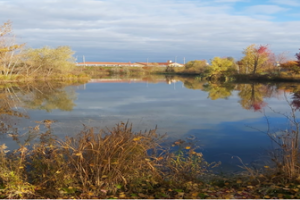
[243,5,288,14]
[0,0,299,62]
[269,0,300,7]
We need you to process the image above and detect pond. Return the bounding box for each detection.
[1,75,300,172]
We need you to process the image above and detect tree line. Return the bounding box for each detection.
[179,45,300,77]
[0,21,77,78]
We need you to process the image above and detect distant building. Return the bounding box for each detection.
[134,60,184,67]
[76,60,184,67]
[76,62,140,67]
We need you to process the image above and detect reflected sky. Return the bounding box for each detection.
[0,79,298,170]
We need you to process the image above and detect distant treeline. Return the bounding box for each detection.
[0,21,86,80]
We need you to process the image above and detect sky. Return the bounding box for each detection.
[0,0,299,63]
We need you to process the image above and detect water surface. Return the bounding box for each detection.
[1,76,299,171]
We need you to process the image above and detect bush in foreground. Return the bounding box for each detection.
[1,120,300,199]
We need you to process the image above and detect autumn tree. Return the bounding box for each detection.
[296,49,300,67]
[0,20,24,76]
[240,44,273,74]
[280,60,299,73]
[208,57,236,76]
[184,60,208,73]
[281,50,300,74]
[21,46,76,76]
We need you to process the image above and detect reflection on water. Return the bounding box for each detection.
[1,75,300,171]
[0,81,81,119]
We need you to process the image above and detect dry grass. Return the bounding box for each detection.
[2,115,300,198]
[0,122,167,198]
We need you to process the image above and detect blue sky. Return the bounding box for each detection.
[0,0,299,63]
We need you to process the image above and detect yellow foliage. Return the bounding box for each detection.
[0,21,25,76]
[240,44,270,74]
[209,57,235,75]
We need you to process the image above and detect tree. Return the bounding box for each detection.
[184,60,208,73]
[208,57,236,75]
[21,46,76,76]
[296,49,300,67]
[280,60,299,73]
[0,21,24,76]
[240,44,272,74]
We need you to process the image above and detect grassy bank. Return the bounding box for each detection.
[0,73,90,84]
[1,121,300,199]
[232,73,300,82]
[2,65,300,84]
[77,66,300,83]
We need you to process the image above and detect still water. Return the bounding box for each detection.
[1,75,299,171]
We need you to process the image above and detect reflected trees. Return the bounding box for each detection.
[20,82,76,112]
[0,81,79,127]
[175,76,287,112]
[238,84,266,111]
[202,83,235,100]
[0,84,28,118]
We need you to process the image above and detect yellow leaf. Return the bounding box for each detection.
[157,157,163,161]
[19,166,24,169]
[264,195,270,199]
[119,192,126,198]
[87,192,94,196]
[185,146,191,149]
[293,188,299,192]
[264,166,269,169]
[74,152,82,156]
[133,137,142,141]
[236,180,242,184]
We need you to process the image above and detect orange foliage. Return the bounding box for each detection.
[280,60,298,70]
